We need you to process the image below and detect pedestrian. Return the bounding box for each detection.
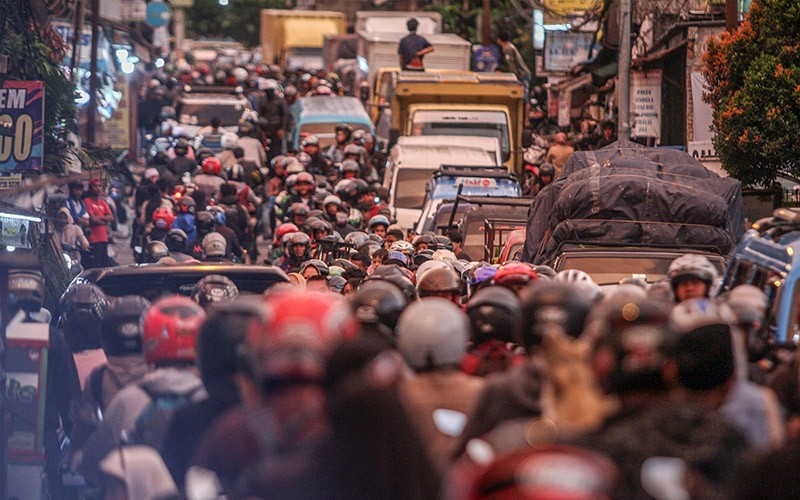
[595,120,618,148]
[496,32,532,100]
[84,178,114,268]
[544,132,574,178]
[398,18,434,71]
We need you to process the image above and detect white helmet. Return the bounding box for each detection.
[202,232,227,257]
[669,297,733,335]
[323,195,342,207]
[431,249,457,262]
[396,298,469,370]
[667,254,719,288]
[725,285,767,327]
[231,67,248,83]
[554,269,603,301]
[415,259,452,282]
[221,132,239,150]
[389,240,414,256]
[285,160,305,175]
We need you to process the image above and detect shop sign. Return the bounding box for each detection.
[0,81,44,172]
[631,69,662,139]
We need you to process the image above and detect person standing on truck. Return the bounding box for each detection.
[496,32,532,100]
[398,18,434,71]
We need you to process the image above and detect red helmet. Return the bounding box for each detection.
[274,222,300,243]
[202,157,222,175]
[492,262,539,289]
[152,206,175,230]
[243,290,359,387]
[142,296,206,364]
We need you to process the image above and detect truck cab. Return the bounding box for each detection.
[719,208,800,345]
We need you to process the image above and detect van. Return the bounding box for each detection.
[384,143,497,229]
[289,95,375,150]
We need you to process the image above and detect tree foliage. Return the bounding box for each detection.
[186,0,285,48]
[703,0,800,187]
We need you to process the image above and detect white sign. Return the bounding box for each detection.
[631,69,662,139]
[455,177,498,189]
[544,31,594,73]
[688,140,718,161]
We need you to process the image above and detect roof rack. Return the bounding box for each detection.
[435,165,515,179]
[181,84,244,95]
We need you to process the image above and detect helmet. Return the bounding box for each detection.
[313,85,332,95]
[286,231,311,257]
[177,196,196,215]
[153,137,172,154]
[368,215,390,230]
[197,299,263,385]
[347,208,363,228]
[165,229,188,253]
[144,240,170,263]
[554,269,603,302]
[344,231,369,248]
[323,195,342,208]
[341,159,360,175]
[517,282,593,350]
[433,235,453,251]
[174,138,190,156]
[142,296,206,364]
[202,232,227,257]
[431,249,457,262]
[196,147,215,163]
[726,284,768,328]
[295,152,312,167]
[351,129,366,144]
[492,262,539,290]
[385,251,409,267]
[466,286,521,344]
[241,290,359,388]
[206,205,226,225]
[202,157,222,175]
[227,163,245,182]
[195,211,216,235]
[308,219,332,239]
[533,265,557,281]
[417,266,461,297]
[220,132,239,149]
[413,248,434,266]
[100,295,151,357]
[334,122,353,136]
[58,283,109,352]
[539,162,555,178]
[343,144,362,157]
[152,206,175,230]
[231,67,248,83]
[328,276,346,293]
[275,222,300,242]
[295,171,315,186]
[9,269,45,313]
[667,254,719,296]
[287,202,310,221]
[302,135,320,148]
[350,280,408,332]
[285,160,304,175]
[389,240,414,257]
[413,234,437,251]
[191,274,239,307]
[299,259,330,277]
[669,298,733,335]
[396,298,469,370]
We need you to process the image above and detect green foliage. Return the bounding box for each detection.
[703,0,800,187]
[186,0,285,48]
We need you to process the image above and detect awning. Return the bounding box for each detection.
[633,39,688,65]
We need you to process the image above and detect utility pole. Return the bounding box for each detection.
[87,0,100,145]
[725,0,739,31]
[481,0,491,45]
[617,0,631,141]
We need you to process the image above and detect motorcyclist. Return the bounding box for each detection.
[667,253,719,303]
[301,135,331,175]
[168,138,196,178]
[257,79,291,160]
[273,231,311,272]
[193,157,227,203]
[326,123,352,164]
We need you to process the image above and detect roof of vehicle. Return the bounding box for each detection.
[74,263,289,301]
[355,11,442,34]
[178,93,250,104]
[390,143,498,168]
[434,165,516,179]
[397,135,501,161]
[396,71,521,86]
[293,95,372,125]
[358,32,471,46]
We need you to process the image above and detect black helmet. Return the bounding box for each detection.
[539,162,555,178]
[177,196,196,215]
[368,268,418,303]
[191,274,239,307]
[412,234,437,251]
[195,211,216,235]
[351,280,408,332]
[174,138,190,156]
[9,269,45,313]
[465,286,521,344]
[335,122,353,137]
[59,283,109,352]
[517,282,593,351]
[100,295,151,357]
[197,299,263,387]
[165,229,189,253]
[433,235,453,251]
[299,259,330,277]
[144,240,170,263]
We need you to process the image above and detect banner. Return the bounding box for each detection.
[544,31,594,73]
[106,76,132,150]
[0,81,44,172]
[0,216,33,248]
[631,70,662,139]
[472,45,501,73]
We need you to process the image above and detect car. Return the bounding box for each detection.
[71,262,289,302]
[552,245,727,288]
[164,88,253,148]
[497,229,525,264]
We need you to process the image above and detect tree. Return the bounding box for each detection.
[186,0,285,48]
[703,0,800,187]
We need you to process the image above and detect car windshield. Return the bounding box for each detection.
[558,253,725,286]
[299,123,371,148]
[411,110,510,159]
[394,168,436,209]
[431,177,520,200]
[177,100,244,126]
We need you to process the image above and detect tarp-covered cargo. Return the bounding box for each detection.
[521,140,745,264]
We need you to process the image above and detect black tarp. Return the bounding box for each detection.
[521,141,745,264]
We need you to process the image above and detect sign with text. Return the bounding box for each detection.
[0,81,44,172]
[631,70,662,139]
[544,31,594,73]
[0,216,33,248]
[472,45,501,73]
[105,76,131,150]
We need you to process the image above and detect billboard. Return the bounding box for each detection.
[0,81,44,172]
[544,31,594,73]
[631,69,662,139]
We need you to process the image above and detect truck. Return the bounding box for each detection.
[260,10,346,71]
[379,71,525,175]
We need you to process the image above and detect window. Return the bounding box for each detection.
[393,168,435,209]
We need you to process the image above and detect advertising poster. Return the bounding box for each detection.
[0,215,33,248]
[106,76,132,150]
[631,69,662,139]
[472,45,501,72]
[544,31,594,73]
[0,81,44,172]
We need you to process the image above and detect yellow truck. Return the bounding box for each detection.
[377,72,526,174]
[260,10,346,71]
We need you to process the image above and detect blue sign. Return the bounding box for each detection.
[146,1,172,28]
[472,45,501,72]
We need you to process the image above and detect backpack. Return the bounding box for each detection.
[462,340,526,377]
[129,383,203,449]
